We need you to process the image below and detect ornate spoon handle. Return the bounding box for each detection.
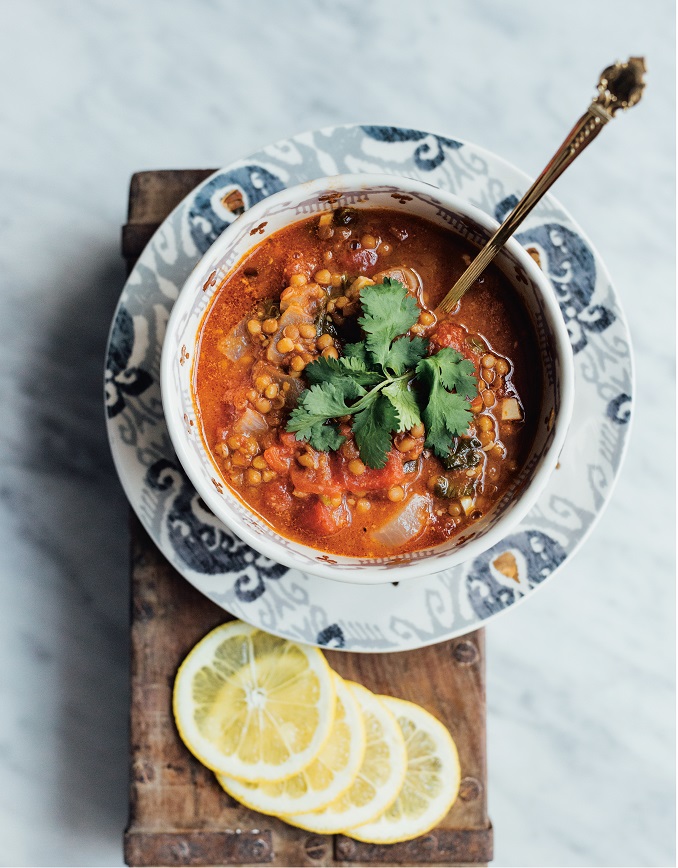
[436,56,647,314]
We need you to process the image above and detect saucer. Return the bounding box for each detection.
[105,124,632,653]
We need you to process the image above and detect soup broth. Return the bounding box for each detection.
[194,208,541,558]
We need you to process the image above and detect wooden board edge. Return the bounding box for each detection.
[334,826,493,865]
[123,826,492,868]
[124,829,274,867]
[127,169,216,223]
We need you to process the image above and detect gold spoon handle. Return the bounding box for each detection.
[436,56,647,315]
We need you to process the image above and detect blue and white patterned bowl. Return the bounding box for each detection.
[161,173,575,584]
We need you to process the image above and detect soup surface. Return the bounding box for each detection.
[194,208,541,558]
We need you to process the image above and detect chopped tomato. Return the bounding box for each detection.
[263,480,294,518]
[305,498,351,536]
[429,321,471,356]
[262,432,299,474]
[339,450,405,491]
[263,444,294,474]
[279,431,300,449]
[341,246,378,272]
[289,456,343,497]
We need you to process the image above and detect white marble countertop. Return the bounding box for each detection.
[0,1,674,866]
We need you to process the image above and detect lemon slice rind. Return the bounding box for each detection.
[347,696,460,844]
[173,621,336,782]
[217,672,366,815]
[283,682,407,834]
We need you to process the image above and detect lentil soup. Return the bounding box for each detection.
[194,208,541,558]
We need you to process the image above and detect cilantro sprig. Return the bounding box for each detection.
[286,279,477,469]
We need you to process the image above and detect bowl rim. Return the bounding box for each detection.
[161,172,575,584]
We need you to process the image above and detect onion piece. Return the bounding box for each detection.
[216,319,249,361]
[371,266,423,302]
[232,408,268,438]
[370,494,430,548]
[459,496,475,516]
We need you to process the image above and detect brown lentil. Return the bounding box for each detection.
[396,437,416,453]
[348,459,366,476]
[298,322,317,340]
[388,485,405,502]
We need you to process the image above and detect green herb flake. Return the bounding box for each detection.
[382,378,422,432]
[358,279,421,367]
[383,335,428,375]
[352,393,399,470]
[416,352,477,458]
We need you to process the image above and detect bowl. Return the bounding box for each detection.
[161,173,575,584]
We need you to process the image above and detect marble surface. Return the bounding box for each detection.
[0,1,674,865]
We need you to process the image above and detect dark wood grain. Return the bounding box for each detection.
[122,170,493,867]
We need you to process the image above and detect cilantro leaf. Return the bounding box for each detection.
[352,393,399,469]
[358,279,421,367]
[303,355,380,390]
[343,342,369,365]
[301,382,355,417]
[383,379,422,432]
[290,417,344,451]
[307,423,345,452]
[433,347,478,399]
[286,406,319,439]
[286,406,346,452]
[422,386,473,458]
[416,356,475,458]
[286,381,356,452]
[383,336,428,375]
[340,355,383,387]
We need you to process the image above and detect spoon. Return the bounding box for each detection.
[436,56,647,314]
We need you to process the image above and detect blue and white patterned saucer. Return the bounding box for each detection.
[105,125,632,653]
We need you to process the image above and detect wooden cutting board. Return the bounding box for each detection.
[121,170,493,867]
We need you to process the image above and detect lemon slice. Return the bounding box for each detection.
[217,673,366,815]
[347,697,460,844]
[284,682,407,834]
[173,621,335,782]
